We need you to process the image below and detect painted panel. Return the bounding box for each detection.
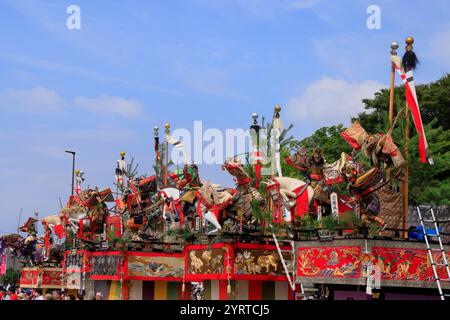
[19,269,40,288]
[297,246,362,278]
[372,246,449,285]
[90,252,123,280]
[233,244,292,281]
[126,252,184,281]
[185,244,231,281]
[63,250,91,273]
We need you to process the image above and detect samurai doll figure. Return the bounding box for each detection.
[285,146,325,182]
[285,146,312,180]
[179,163,203,215]
[344,164,387,231]
[310,147,325,181]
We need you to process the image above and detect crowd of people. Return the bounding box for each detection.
[0,287,105,301]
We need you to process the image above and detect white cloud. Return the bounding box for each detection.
[74,95,143,118]
[286,77,386,127]
[0,87,146,118]
[0,86,63,113]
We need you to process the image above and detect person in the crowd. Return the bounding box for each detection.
[52,290,61,300]
[95,292,103,300]
[2,291,10,300]
[35,292,44,300]
[8,288,18,301]
[68,295,76,301]
[43,293,53,300]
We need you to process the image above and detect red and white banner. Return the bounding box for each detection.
[391,55,430,164]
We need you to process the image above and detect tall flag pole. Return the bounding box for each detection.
[387,41,399,181]
[404,96,411,238]
[391,37,432,165]
[165,125,191,165]
[272,105,284,177]
[391,37,432,237]
[388,41,399,132]
[403,38,413,237]
[154,126,160,162]
[154,126,161,187]
[164,123,170,186]
[250,113,262,188]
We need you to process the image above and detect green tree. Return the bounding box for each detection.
[407,120,450,205]
[358,73,450,131]
[289,124,353,162]
[0,268,21,288]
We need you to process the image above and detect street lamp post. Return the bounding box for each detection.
[65,150,76,196]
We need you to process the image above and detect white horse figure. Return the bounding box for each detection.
[42,208,88,237]
[160,186,223,235]
[41,214,63,235]
[60,206,88,233]
[265,176,315,218]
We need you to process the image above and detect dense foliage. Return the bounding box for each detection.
[0,268,21,288]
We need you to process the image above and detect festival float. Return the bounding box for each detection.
[1,38,449,301]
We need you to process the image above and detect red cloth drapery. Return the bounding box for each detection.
[290,185,310,219]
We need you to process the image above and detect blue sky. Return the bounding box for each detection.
[0,0,449,233]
